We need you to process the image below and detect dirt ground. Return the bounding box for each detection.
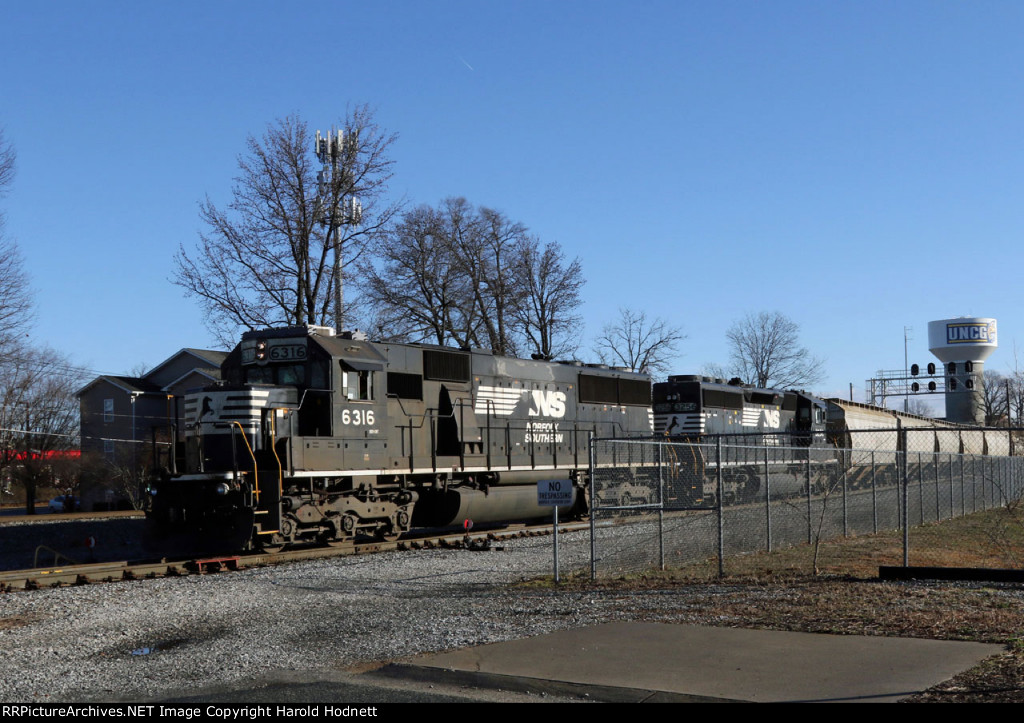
[567,507,1024,703]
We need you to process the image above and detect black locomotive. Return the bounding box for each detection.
[148,325,651,549]
[649,375,830,504]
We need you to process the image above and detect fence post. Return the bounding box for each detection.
[589,433,596,582]
[871,450,877,534]
[921,450,929,524]
[764,445,771,552]
[657,442,665,571]
[900,425,909,567]
[716,436,725,578]
[972,455,977,513]
[960,453,965,517]
[948,453,953,520]
[805,455,812,546]
[982,457,988,511]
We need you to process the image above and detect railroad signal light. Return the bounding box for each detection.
[911,382,920,392]
[911,364,919,376]
[927,363,936,375]
[950,378,958,390]
[928,381,937,391]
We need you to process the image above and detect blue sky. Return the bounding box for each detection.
[2,0,1022,410]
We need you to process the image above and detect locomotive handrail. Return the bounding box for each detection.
[386,395,430,428]
[268,411,284,500]
[229,421,260,504]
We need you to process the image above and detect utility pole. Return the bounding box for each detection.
[903,326,912,413]
[315,128,363,332]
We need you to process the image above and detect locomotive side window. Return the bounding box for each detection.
[343,367,374,401]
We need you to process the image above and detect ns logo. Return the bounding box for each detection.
[528,390,567,418]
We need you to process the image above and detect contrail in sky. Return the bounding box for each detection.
[459,56,474,71]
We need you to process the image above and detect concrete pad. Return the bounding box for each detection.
[397,623,1004,703]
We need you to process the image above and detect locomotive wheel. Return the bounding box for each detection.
[323,515,357,547]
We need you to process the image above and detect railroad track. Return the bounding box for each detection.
[0,520,589,593]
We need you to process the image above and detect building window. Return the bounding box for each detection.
[103,399,114,423]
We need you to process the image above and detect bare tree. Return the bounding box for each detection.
[593,308,685,377]
[454,204,528,356]
[513,238,584,360]
[0,128,13,197]
[0,130,33,346]
[905,397,935,417]
[360,198,583,359]
[0,343,83,513]
[359,204,467,345]
[173,109,401,346]
[726,311,823,390]
[982,369,1008,424]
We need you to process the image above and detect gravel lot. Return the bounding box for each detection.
[0,529,707,702]
[4,516,1023,703]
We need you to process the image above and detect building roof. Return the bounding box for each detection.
[76,375,163,397]
[145,348,228,382]
[77,348,227,398]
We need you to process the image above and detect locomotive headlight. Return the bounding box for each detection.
[255,339,268,361]
[214,483,230,496]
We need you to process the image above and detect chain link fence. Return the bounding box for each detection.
[588,428,1024,579]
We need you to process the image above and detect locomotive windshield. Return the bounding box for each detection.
[243,363,305,386]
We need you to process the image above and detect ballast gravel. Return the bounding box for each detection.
[0,530,722,703]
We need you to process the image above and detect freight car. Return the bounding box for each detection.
[148,325,652,550]
[824,398,1012,488]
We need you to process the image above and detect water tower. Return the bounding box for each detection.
[927,317,997,424]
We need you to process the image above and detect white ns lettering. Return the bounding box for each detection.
[528,390,566,418]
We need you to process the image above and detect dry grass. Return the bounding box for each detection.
[561,505,1024,702]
